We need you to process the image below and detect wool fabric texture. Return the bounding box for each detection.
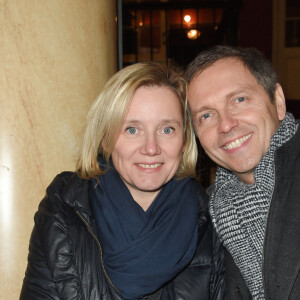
[210,113,298,300]
[90,165,199,300]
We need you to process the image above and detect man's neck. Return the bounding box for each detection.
[234,170,255,185]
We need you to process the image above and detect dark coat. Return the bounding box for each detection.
[224,125,300,300]
[20,172,225,300]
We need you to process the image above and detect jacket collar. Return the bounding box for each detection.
[61,172,94,225]
[263,123,300,299]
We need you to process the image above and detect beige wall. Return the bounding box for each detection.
[0,1,117,299]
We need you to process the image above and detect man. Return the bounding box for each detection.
[186,45,300,300]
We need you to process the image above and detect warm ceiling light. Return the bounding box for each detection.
[187,29,201,40]
[184,14,191,23]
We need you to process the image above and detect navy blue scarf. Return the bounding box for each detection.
[90,166,199,299]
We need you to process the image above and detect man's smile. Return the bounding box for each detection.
[222,133,252,150]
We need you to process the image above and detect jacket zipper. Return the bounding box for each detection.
[261,165,276,299]
[75,210,121,295]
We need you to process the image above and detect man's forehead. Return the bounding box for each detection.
[188,59,258,102]
[190,57,246,81]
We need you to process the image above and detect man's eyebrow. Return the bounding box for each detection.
[191,88,248,116]
[226,88,245,100]
[192,106,212,116]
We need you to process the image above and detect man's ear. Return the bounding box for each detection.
[274,84,286,121]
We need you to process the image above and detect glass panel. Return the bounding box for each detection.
[286,20,300,47]
[137,10,161,60]
[137,10,151,60]
[123,9,137,56]
[168,9,181,28]
[286,0,300,18]
[285,0,300,47]
[215,8,223,24]
[198,9,214,24]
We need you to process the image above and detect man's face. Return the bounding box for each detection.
[188,58,286,184]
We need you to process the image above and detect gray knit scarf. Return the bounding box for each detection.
[210,113,298,300]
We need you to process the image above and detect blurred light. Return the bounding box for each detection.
[187,29,201,40]
[184,14,191,23]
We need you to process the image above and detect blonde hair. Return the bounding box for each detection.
[77,62,197,179]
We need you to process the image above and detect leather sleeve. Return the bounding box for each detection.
[20,224,60,300]
[210,226,226,300]
[20,172,80,300]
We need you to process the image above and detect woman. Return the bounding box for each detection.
[20,62,224,299]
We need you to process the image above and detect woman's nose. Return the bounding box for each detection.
[141,134,161,156]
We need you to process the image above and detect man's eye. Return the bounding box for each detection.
[236,97,245,103]
[126,127,138,134]
[201,113,211,120]
[162,127,174,134]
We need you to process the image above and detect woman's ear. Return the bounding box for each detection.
[274,84,286,121]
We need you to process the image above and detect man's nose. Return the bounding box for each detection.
[141,133,161,156]
[217,112,238,134]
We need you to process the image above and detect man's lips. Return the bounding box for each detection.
[222,133,252,150]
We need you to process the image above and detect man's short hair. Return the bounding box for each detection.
[186,45,278,102]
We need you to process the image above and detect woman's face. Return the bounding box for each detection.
[111,85,185,203]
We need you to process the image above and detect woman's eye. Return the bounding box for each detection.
[201,113,211,120]
[126,127,138,134]
[162,127,174,134]
[236,96,245,103]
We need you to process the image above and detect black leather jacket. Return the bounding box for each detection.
[20,172,225,300]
